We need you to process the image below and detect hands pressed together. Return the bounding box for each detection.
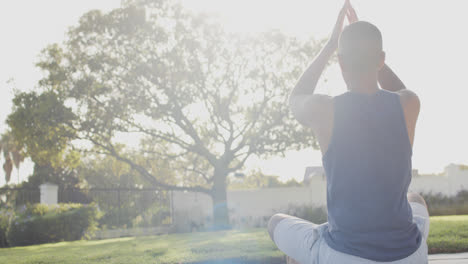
[329,0,359,49]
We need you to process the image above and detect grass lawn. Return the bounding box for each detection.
[428,215,468,254]
[1,215,467,264]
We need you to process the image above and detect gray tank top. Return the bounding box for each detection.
[322,89,421,262]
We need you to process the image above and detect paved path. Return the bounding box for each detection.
[429,253,468,264]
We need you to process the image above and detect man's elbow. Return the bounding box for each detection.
[399,89,421,115]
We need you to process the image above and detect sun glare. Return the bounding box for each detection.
[181,0,338,37]
[181,0,468,176]
[1,0,468,187]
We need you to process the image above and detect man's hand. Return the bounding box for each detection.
[347,0,359,24]
[289,1,352,130]
[328,1,351,50]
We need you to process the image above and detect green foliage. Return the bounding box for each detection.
[0,187,39,210]
[0,131,25,184]
[131,206,170,228]
[0,164,90,213]
[7,91,78,169]
[16,164,90,205]
[25,164,84,190]
[0,209,14,248]
[6,203,100,247]
[422,190,468,216]
[78,155,170,229]
[97,198,169,230]
[286,205,328,225]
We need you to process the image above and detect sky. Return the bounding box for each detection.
[1,0,468,185]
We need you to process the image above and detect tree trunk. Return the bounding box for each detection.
[211,169,230,230]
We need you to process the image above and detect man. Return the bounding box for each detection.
[268,1,430,263]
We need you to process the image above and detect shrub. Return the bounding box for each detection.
[421,191,468,216]
[6,203,100,247]
[132,206,170,228]
[285,205,328,224]
[0,209,14,248]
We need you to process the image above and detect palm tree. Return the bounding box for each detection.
[0,131,24,184]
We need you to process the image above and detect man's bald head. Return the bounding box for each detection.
[338,21,384,74]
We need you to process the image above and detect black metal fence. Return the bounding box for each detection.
[0,187,171,229]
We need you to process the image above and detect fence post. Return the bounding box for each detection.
[39,183,58,205]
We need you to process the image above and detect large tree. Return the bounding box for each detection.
[8,0,323,227]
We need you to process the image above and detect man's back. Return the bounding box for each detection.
[268,2,429,263]
[321,89,421,261]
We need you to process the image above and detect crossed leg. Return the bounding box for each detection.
[268,213,294,242]
[268,193,428,241]
[268,192,429,263]
[407,192,428,210]
[269,192,427,240]
[268,214,320,264]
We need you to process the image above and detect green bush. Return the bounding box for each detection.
[132,206,170,228]
[422,191,468,216]
[0,209,14,247]
[286,205,328,224]
[6,203,100,247]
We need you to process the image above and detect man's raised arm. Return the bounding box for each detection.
[378,63,420,144]
[378,64,406,92]
[289,2,349,128]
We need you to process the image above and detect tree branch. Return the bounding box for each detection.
[85,136,211,194]
[171,105,218,166]
[228,145,254,173]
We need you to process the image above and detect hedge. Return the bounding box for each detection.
[6,203,100,247]
[422,191,468,216]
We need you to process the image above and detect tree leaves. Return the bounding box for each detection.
[0,131,25,184]
[7,91,78,169]
[8,0,324,195]
[2,158,12,183]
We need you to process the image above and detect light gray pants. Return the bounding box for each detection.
[274,202,430,264]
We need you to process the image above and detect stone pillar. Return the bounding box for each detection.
[39,183,58,205]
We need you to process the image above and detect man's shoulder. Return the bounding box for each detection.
[396,89,419,99]
[377,89,420,110]
[395,89,420,110]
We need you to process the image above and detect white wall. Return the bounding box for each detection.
[172,176,326,230]
[227,177,327,227]
[172,164,468,229]
[409,164,468,196]
[172,191,213,232]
